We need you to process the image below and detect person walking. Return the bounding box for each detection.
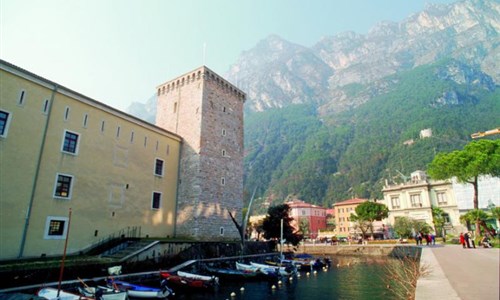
[468,232,476,248]
[464,231,471,248]
[431,233,435,245]
[460,232,466,248]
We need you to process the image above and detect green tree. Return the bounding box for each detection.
[431,206,446,237]
[299,218,310,238]
[350,201,389,239]
[393,217,414,238]
[490,206,500,224]
[460,209,495,236]
[428,139,500,236]
[262,204,303,246]
[412,219,432,235]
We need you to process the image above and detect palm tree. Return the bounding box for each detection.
[431,206,445,237]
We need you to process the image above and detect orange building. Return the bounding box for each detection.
[333,198,367,237]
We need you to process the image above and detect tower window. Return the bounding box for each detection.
[61,130,79,154]
[222,149,226,157]
[221,177,225,186]
[152,192,162,210]
[83,114,88,128]
[42,99,49,114]
[53,173,74,199]
[130,131,134,143]
[154,158,164,176]
[173,102,177,113]
[116,126,121,138]
[222,129,226,136]
[64,106,70,121]
[101,120,105,132]
[0,110,12,138]
[18,90,26,106]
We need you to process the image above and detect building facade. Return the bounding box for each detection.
[382,170,462,235]
[153,66,245,240]
[286,199,327,239]
[333,198,367,237]
[0,60,245,260]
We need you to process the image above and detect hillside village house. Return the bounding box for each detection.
[286,199,327,239]
[0,60,245,260]
[382,170,500,236]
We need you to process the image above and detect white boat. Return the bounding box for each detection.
[235,262,260,273]
[37,287,92,300]
[176,270,216,282]
[109,279,173,299]
[250,262,296,276]
[78,286,127,300]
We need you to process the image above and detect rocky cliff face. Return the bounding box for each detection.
[224,0,499,113]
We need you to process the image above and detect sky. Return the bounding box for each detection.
[1,0,457,111]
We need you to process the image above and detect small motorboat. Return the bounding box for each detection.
[107,279,174,299]
[160,270,218,291]
[250,262,296,276]
[235,262,279,280]
[78,285,128,300]
[37,287,92,300]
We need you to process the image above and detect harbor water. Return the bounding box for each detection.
[163,256,404,300]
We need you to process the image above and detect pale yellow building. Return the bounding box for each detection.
[0,60,182,260]
[333,198,367,237]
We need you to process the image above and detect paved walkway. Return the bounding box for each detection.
[416,244,499,300]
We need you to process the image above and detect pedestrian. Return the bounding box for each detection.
[425,233,431,246]
[459,232,465,248]
[468,232,476,248]
[431,233,435,245]
[464,231,471,248]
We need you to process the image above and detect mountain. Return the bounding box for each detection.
[127,0,500,211]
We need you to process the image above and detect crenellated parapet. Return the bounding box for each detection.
[156,66,246,102]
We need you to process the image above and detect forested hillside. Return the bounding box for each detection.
[244,59,499,213]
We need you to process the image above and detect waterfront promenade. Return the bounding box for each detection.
[416,244,499,300]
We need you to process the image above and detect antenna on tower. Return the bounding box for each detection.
[203,42,207,66]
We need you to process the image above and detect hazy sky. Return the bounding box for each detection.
[1,0,456,111]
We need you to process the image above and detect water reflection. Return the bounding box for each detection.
[169,256,401,300]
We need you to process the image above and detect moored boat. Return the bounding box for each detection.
[159,270,218,291]
[203,264,258,281]
[250,262,296,276]
[78,285,128,300]
[107,279,173,299]
[37,287,92,300]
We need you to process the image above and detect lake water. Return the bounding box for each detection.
[169,256,404,300]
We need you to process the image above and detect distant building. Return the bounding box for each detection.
[333,198,366,237]
[287,199,327,239]
[419,128,432,138]
[382,170,463,236]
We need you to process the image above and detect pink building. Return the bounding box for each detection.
[287,199,327,239]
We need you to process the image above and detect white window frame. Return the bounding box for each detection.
[0,109,12,138]
[53,173,74,199]
[410,194,422,207]
[391,196,400,209]
[61,129,80,155]
[436,191,447,205]
[154,158,164,177]
[152,191,162,210]
[44,216,69,240]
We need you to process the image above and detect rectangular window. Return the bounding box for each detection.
[18,90,26,106]
[64,106,70,121]
[221,177,225,186]
[391,196,400,209]
[0,110,12,137]
[410,194,422,207]
[44,216,69,240]
[152,192,161,209]
[43,99,49,114]
[130,131,134,143]
[83,114,88,128]
[54,174,73,199]
[101,120,105,132]
[437,192,447,205]
[154,158,164,176]
[62,130,79,154]
[222,129,226,136]
[116,126,121,138]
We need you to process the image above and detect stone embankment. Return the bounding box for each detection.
[293,243,420,257]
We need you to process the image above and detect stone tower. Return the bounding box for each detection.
[156,66,246,240]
